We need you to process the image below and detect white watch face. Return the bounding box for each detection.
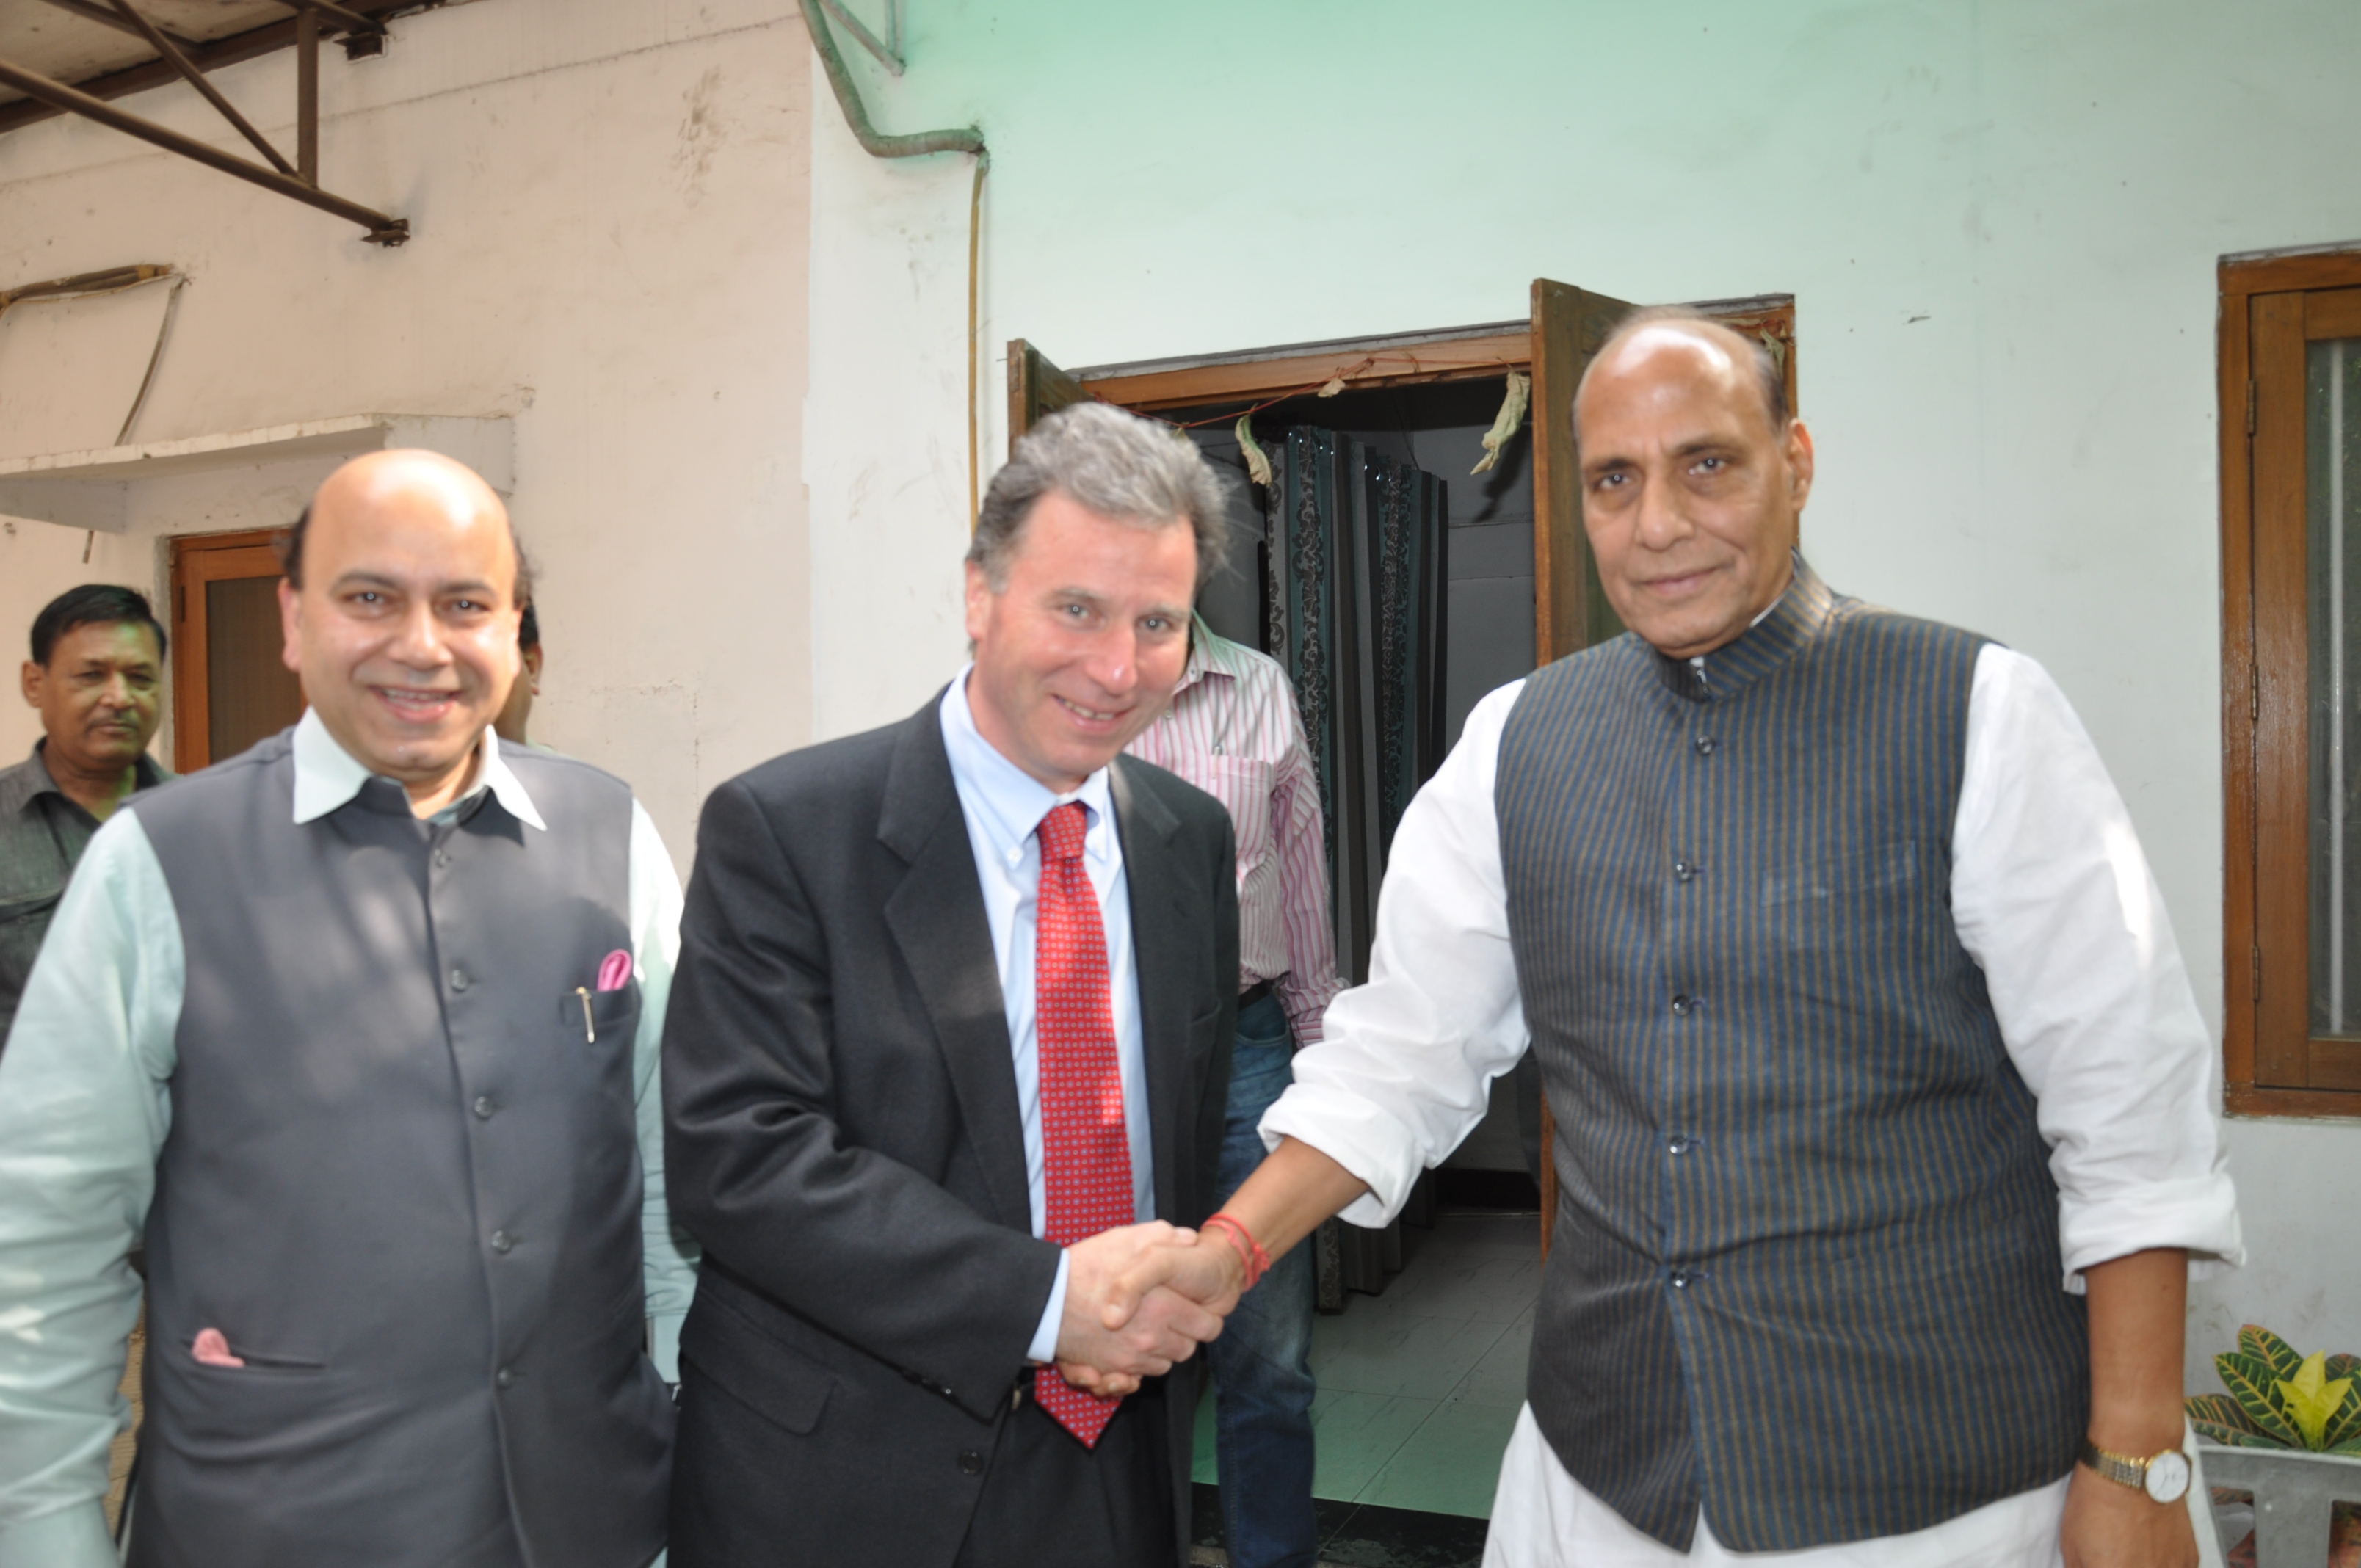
[2143,1449,2191,1504]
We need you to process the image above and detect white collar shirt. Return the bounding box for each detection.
[289,707,546,830]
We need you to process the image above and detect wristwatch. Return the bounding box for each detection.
[2079,1437,2191,1504]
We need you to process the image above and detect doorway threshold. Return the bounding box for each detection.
[1192,1484,1489,1568]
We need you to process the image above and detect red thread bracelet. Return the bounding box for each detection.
[1201,1213,1270,1291]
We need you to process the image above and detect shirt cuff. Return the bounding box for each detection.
[0,1501,117,1568]
[1026,1250,1071,1365]
[648,1310,686,1384]
[2057,1175,2246,1293]
[1258,1080,1425,1230]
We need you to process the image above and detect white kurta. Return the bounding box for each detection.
[1262,645,2244,1566]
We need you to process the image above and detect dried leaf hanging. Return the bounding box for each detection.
[1317,377,1347,398]
[1236,415,1273,488]
[1473,370,1531,475]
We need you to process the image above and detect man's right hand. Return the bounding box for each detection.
[1051,1224,1225,1395]
[1103,1230,1248,1332]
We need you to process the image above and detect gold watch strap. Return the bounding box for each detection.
[2078,1437,2148,1489]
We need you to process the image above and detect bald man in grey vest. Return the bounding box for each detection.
[0,451,697,1568]
[1108,311,2243,1567]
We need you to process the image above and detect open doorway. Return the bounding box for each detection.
[168,529,304,774]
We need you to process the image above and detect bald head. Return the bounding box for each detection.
[277,450,529,816]
[283,449,530,601]
[1572,309,1814,661]
[1578,311,1786,446]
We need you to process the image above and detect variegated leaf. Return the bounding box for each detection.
[2194,1420,2287,1448]
[2274,1352,2351,1450]
[2242,1325,2305,1382]
[2324,1379,2361,1453]
[2188,1393,2266,1436]
[2329,1353,2360,1384]
[2219,1350,2304,1445]
[2188,1390,2281,1448]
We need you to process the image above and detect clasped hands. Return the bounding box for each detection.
[1050,1222,1253,1397]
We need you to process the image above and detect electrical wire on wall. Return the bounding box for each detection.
[0,264,185,560]
[968,150,987,531]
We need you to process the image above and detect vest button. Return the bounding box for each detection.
[496,1368,515,1389]
[491,1230,516,1254]
[1693,735,1716,756]
[1667,1134,1696,1155]
[1672,861,1695,882]
[433,849,450,869]
[1669,1269,1692,1289]
[473,1095,497,1120]
[957,1448,985,1476]
[1670,993,1698,1017]
[450,968,470,992]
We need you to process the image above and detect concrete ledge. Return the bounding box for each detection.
[0,414,515,531]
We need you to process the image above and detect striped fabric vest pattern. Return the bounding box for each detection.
[1495,559,2089,1552]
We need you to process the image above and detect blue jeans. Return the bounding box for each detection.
[1208,991,1318,1568]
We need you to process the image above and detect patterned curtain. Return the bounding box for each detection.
[1264,427,1448,1310]
[1265,428,1448,984]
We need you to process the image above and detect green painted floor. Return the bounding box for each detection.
[1194,1211,1540,1520]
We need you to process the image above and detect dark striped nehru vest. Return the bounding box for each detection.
[126,730,671,1568]
[1496,559,2088,1552]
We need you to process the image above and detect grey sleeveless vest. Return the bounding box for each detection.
[1496,561,2088,1552]
[126,730,671,1568]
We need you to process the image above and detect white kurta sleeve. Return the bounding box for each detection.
[0,810,181,1568]
[627,800,700,1383]
[1949,645,2242,1291]
[1260,680,1532,1228]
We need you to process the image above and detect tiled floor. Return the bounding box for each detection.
[1194,1211,1541,1526]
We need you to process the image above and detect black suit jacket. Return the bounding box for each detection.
[662,694,1239,1567]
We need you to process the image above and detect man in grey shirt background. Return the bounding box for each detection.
[0,584,170,1052]
[0,451,696,1568]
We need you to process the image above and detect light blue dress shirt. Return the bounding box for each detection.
[0,711,698,1568]
[937,672,1153,1366]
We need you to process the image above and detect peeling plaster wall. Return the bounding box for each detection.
[800,1,2361,1381]
[0,0,815,871]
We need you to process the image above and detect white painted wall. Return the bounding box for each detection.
[0,0,816,868]
[799,0,2361,1380]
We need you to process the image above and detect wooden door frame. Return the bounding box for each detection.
[1027,291,1796,664]
[168,528,289,776]
[2220,244,2361,1116]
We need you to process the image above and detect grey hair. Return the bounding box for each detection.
[1581,305,1788,435]
[971,401,1232,590]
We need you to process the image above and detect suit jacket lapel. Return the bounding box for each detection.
[879,701,1034,1236]
[1111,755,1190,1225]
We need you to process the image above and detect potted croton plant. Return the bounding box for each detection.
[2186,1326,2361,1567]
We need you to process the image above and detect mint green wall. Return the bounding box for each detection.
[805,0,2361,1379]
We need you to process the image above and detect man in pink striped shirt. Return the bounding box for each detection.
[1127,614,1342,1568]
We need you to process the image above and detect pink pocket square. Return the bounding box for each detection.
[192,1327,245,1368]
[595,950,631,992]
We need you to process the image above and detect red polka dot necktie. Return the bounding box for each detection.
[1031,800,1134,1447]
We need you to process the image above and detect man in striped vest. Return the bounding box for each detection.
[1103,309,2242,1567]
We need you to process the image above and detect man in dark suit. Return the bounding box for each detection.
[663,401,1246,1568]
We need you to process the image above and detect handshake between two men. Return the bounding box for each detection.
[1053,1140,1374,1398]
